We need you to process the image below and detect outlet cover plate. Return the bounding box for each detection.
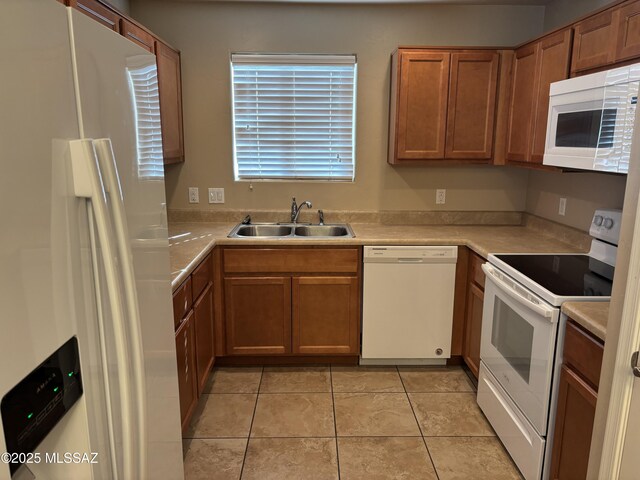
[188,187,199,204]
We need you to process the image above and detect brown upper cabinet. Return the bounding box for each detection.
[446,52,499,159]
[156,41,185,164]
[71,0,121,33]
[506,29,572,165]
[389,48,499,164]
[572,8,618,74]
[572,0,640,74]
[121,19,155,53]
[616,1,640,62]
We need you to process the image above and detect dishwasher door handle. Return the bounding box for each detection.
[397,258,424,263]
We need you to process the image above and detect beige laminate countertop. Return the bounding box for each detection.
[168,222,587,291]
[562,301,609,342]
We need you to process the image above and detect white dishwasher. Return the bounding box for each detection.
[361,246,458,365]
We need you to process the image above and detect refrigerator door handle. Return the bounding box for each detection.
[69,139,137,480]
[93,138,148,480]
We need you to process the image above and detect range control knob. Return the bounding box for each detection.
[604,218,614,229]
[594,215,604,226]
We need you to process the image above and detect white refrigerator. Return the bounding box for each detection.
[0,1,184,479]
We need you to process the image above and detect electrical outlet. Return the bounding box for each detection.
[208,188,225,204]
[436,189,446,205]
[559,197,567,216]
[188,187,199,204]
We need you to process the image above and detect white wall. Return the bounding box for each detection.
[131,0,544,213]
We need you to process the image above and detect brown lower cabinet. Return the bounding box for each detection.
[173,254,215,432]
[462,251,485,378]
[549,319,604,479]
[222,247,361,357]
[175,311,197,433]
[463,282,483,378]
[194,283,215,393]
[224,277,292,355]
[292,276,360,354]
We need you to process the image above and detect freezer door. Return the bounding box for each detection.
[0,2,109,479]
[69,10,183,480]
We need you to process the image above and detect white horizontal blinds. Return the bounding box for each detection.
[127,63,163,180]
[231,54,356,180]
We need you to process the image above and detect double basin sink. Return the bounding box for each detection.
[228,223,355,238]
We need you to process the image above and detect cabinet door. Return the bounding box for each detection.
[506,44,539,162]
[445,52,499,159]
[224,277,291,355]
[530,29,572,164]
[121,19,154,53]
[572,8,618,74]
[194,284,214,394]
[175,311,197,433]
[463,282,484,379]
[156,41,185,164]
[616,1,640,62]
[395,51,450,160]
[292,277,359,354]
[549,365,598,480]
[72,0,121,33]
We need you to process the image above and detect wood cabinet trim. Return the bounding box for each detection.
[462,282,484,379]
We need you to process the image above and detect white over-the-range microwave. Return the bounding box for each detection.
[543,63,640,173]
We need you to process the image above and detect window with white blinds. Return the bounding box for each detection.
[127,61,164,181]
[231,54,357,181]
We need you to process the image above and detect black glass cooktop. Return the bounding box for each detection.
[494,254,614,297]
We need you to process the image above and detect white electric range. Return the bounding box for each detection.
[477,209,620,480]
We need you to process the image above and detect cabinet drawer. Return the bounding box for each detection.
[564,320,604,390]
[223,248,359,274]
[469,252,486,290]
[192,254,212,301]
[173,277,192,329]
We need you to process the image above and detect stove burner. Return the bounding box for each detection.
[493,254,613,297]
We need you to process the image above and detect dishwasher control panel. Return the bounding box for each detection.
[364,246,458,263]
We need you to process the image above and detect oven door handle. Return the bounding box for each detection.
[482,263,556,321]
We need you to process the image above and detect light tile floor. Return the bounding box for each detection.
[183,365,523,480]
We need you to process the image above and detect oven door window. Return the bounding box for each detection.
[491,297,534,384]
[555,109,617,149]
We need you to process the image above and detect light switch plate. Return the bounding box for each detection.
[559,197,567,216]
[436,189,446,205]
[209,188,225,204]
[188,187,199,204]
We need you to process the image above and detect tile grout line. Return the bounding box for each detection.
[397,366,441,480]
[330,364,341,480]
[238,366,263,480]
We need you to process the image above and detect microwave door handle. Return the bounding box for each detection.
[481,263,556,320]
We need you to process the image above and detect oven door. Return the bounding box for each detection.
[480,263,560,435]
[543,81,638,173]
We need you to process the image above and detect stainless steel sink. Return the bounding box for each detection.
[294,225,351,237]
[228,223,354,239]
[233,225,293,237]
